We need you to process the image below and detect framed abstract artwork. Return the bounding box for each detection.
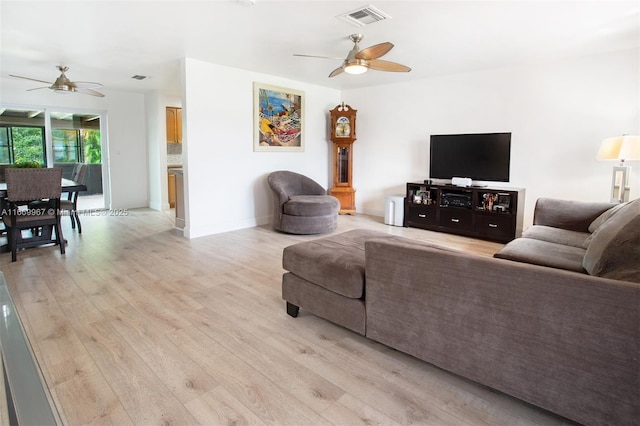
[253,82,304,152]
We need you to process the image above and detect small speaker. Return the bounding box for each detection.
[452,177,472,187]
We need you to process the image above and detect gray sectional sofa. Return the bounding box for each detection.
[281,197,640,426]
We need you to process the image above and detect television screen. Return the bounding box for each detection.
[429,132,511,183]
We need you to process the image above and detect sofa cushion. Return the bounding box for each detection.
[533,198,615,232]
[494,238,587,273]
[583,198,640,282]
[282,229,388,298]
[283,195,339,216]
[521,225,590,248]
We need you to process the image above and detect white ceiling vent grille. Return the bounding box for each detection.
[337,5,391,27]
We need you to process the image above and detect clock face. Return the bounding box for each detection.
[335,116,351,138]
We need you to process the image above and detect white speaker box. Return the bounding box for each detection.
[452,177,472,187]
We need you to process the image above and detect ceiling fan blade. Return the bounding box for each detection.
[368,59,411,72]
[329,66,344,78]
[294,53,344,61]
[76,88,105,97]
[26,86,50,92]
[9,74,53,85]
[356,42,394,60]
[73,81,103,89]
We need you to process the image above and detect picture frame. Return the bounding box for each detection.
[253,82,304,152]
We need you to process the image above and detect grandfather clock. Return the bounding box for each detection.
[329,103,357,214]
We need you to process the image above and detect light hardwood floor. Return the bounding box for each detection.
[0,210,573,425]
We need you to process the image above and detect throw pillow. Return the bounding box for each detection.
[583,198,640,282]
[588,201,627,233]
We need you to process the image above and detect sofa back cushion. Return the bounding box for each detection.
[583,198,640,282]
[588,201,627,233]
[533,198,615,232]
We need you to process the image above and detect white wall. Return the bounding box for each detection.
[343,48,640,227]
[0,82,149,210]
[181,58,341,238]
[146,92,182,211]
[145,91,163,211]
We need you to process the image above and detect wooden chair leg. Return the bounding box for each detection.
[56,220,65,255]
[74,211,82,234]
[10,229,18,262]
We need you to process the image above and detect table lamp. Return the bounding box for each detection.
[597,135,640,203]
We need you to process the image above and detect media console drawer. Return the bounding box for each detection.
[438,208,472,231]
[475,214,514,241]
[406,204,437,226]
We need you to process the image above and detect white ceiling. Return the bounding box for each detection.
[1,0,638,96]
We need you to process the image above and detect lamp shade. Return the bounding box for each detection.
[597,135,640,161]
[597,136,622,160]
[618,135,640,161]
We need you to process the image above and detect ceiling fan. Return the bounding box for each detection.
[10,65,105,97]
[294,34,411,78]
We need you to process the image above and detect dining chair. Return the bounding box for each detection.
[61,164,87,233]
[3,168,65,262]
[70,163,84,182]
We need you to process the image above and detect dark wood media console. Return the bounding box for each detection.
[405,182,525,243]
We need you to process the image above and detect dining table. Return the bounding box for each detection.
[0,178,88,254]
[0,178,87,198]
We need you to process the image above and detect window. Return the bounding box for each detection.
[51,112,101,165]
[52,129,80,163]
[0,127,11,164]
[0,126,46,165]
[83,129,101,164]
[51,128,102,164]
[0,108,46,166]
[11,127,46,165]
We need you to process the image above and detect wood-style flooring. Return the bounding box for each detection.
[0,210,573,425]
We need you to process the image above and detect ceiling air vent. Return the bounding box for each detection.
[337,4,391,27]
[131,75,147,80]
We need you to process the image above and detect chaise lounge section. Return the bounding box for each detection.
[282,229,384,335]
[281,198,640,426]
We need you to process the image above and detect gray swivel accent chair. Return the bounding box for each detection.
[268,171,340,234]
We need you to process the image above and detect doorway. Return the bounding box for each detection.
[50,111,105,210]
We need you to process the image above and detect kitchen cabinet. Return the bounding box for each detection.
[174,170,185,229]
[168,171,176,208]
[166,107,182,144]
[168,168,185,229]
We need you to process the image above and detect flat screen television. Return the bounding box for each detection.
[429,132,511,183]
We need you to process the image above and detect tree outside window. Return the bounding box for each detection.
[51,129,101,164]
[1,127,46,165]
[84,130,101,164]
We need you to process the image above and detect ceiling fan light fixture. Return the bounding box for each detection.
[51,84,76,94]
[50,74,76,93]
[51,85,76,94]
[344,59,369,75]
[344,64,368,75]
